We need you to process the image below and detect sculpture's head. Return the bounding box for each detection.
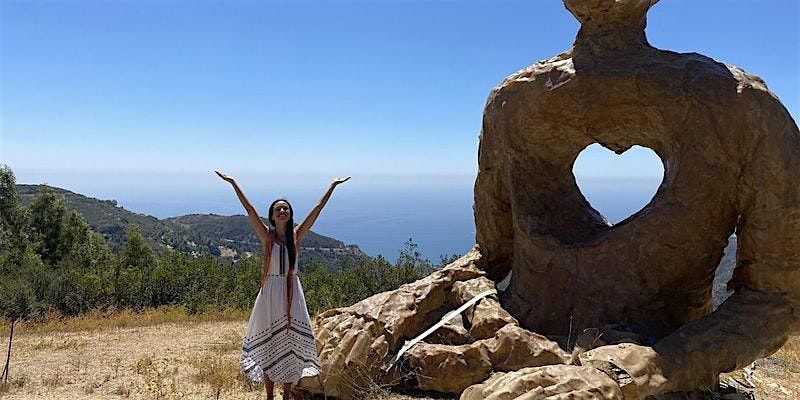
[563,0,658,32]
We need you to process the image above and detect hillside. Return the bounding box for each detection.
[18,184,173,252]
[17,184,369,270]
[165,213,369,269]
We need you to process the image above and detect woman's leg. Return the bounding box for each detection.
[264,378,275,400]
[282,383,292,399]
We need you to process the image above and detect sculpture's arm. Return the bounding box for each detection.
[584,94,800,397]
[657,97,800,388]
[474,93,515,281]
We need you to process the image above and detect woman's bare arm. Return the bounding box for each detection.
[294,177,350,242]
[215,171,270,245]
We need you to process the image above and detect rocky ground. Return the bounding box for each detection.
[0,320,796,399]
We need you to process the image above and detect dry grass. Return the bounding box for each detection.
[0,306,250,337]
[40,369,64,388]
[719,335,800,400]
[774,335,800,366]
[758,335,800,396]
[328,358,398,400]
[0,319,251,399]
[209,330,244,353]
[0,315,455,400]
[0,310,796,400]
[30,337,88,351]
[0,374,28,395]
[189,353,257,400]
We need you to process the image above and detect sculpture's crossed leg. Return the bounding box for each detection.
[298,250,666,399]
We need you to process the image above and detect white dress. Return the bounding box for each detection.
[240,242,320,383]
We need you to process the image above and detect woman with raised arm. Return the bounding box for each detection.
[215,171,350,400]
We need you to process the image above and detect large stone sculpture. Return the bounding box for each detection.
[299,1,800,398]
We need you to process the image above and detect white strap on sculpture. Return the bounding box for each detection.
[382,289,498,371]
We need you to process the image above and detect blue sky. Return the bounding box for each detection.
[1,0,798,183]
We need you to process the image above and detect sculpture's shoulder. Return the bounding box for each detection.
[723,63,773,97]
[655,50,786,121]
[500,50,576,89]
[484,50,575,110]
[643,50,777,102]
[655,50,769,88]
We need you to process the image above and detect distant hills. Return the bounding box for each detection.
[17,184,369,270]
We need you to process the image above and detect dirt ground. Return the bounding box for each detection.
[0,320,797,400]
[0,321,253,400]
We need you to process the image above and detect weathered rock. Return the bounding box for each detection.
[450,276,518,339]
[427,319,472,346]
[460,365,624,400]
[297,249,485,398]
[405,341,494,393]
[486,325,571,370]
[405,324,571,393]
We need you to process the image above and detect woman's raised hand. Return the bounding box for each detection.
[295,176,350,242]
[215,170,235,183]
[332,176,351,186]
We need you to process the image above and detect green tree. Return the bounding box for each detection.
[60,210,113,272]
[232,256,262,309]
[392,238,433,286]
[299,245,433,315]
[438,253,461,267]
[150,250,190,306]
[300,262,345,314]
[6,249,49,315]
[28,187,67,266]
[58,211,115,312]
[0,166,29,270]
[0,166,23,231]
[60,211,92,262]
[116,226,156,308]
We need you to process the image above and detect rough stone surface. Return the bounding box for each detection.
[450,276,518,339]
[461,365,624,400]
[426,319,472,346]
[301,0,799,398]
[297,249,486,398]
[474,0,799,396]
[405,324,570,393]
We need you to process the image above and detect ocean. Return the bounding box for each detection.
[16,170,662,262]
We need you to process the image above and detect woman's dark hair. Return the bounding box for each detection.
[268,198,296,269]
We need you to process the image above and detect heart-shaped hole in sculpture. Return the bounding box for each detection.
[572,143,665,224]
